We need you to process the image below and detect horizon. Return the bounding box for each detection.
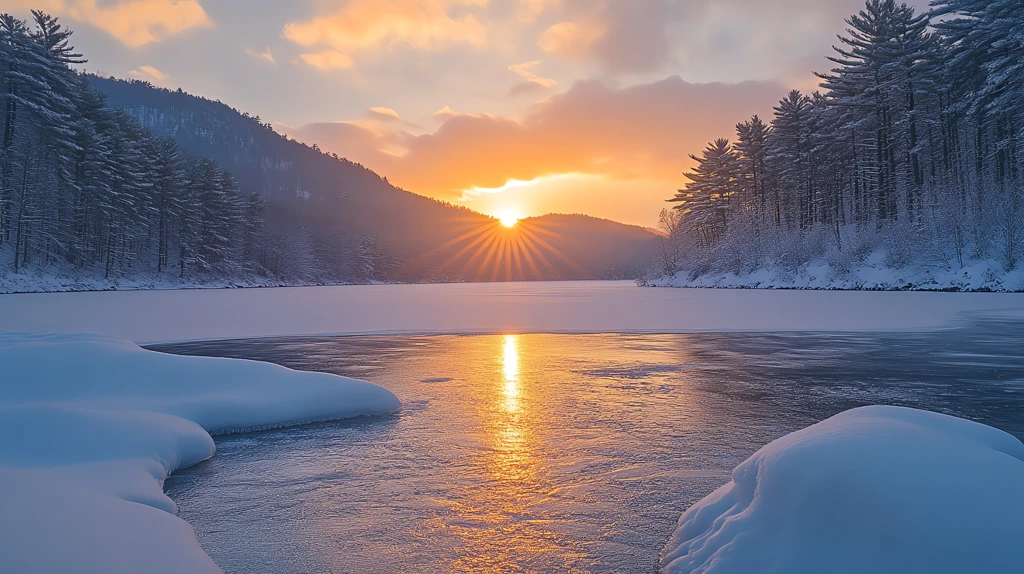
[5,0,930,228]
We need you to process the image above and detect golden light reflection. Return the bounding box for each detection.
[502,334,520,412]
[437,335,595,570]
[494,334,531,486]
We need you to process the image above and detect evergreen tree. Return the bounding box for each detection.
[665,0,1024,279]
[0,11,374,284]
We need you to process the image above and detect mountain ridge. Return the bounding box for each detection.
[86,75,656,283]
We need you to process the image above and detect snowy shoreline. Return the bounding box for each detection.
[0,271,357,295]
[0,333,400,573]
[648,252,1024,293]
[650,283,1022,292]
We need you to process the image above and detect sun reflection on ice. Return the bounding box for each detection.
[494,334,531,485]
[503,334,520,412]
[433,334,595,570]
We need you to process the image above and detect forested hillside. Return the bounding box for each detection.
[0,10,656,292]
[92,76,657,284]
[654,0,1024,291]
[0,11,293,286]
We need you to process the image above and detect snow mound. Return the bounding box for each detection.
[0,332,400,573]
[661,406,1024,574]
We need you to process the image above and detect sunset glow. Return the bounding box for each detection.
[4,0,940,228]
[498,211,520,227]
[421,213,584,282]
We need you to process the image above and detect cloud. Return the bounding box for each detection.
[299,49,354,70]
[283,0,488,69]
[432,104,456,119]
[507,81,548,98]
[507,60,556,97]
[538,21,605,61]
[533,0,933,81]
[538,0,677,74]
[368,107,401,121]
[516,0,560,22]
[290,76,784,200]
[509,61,556,86]
[246,46,275,65]
[129,64,166,82]
[8,0,212,48]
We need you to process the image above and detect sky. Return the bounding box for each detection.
[5,0,931,227]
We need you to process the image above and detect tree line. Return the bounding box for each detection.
[0,11,388,284]
[660,0,1024,280]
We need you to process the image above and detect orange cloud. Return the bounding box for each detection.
[538,21,605,61]
[433,105,458,120]
[537,1,679,73]
[291,76,783,201]
[368,107,401,121]
[129,64,166,82]
[508,61,555,88]
[9,0,212,48]
[283,0,488,69]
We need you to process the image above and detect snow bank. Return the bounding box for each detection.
[0,332,400,573]
[3,281,1024,344]
[652,251,1024,292]
[661,406,1024,574]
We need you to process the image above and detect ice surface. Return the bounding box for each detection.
[2,281,1023,344]
[661,405,1024,574]
[0,332,400,573]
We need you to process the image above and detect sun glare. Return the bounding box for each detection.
[498,211,520,227]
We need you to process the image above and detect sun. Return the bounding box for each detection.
[497,211,520,227]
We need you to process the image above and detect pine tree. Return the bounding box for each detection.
[668,138,739,246]
[0,11,372,285]
[665,0,1024,279]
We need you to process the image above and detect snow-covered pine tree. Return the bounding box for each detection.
[668,138,739,247]
[0,10,373,285]
[662,0,1024,284]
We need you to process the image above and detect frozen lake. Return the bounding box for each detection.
[4,281,1024,343]
[155,322,1024,573]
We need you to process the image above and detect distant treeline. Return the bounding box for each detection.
[0,11,384,282]
[660,0,1024,278]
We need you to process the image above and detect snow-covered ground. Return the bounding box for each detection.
[661,406,1024,573]
[0,263,350,294]
[3,283,1023,572]
[0,332,399,573]
[2,281,1024,344]
[652,251,1024,291]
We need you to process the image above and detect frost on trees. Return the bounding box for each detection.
[660,0,1024,290]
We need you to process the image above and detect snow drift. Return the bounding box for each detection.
[660,406,1024,573]
[0,332,400,573]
